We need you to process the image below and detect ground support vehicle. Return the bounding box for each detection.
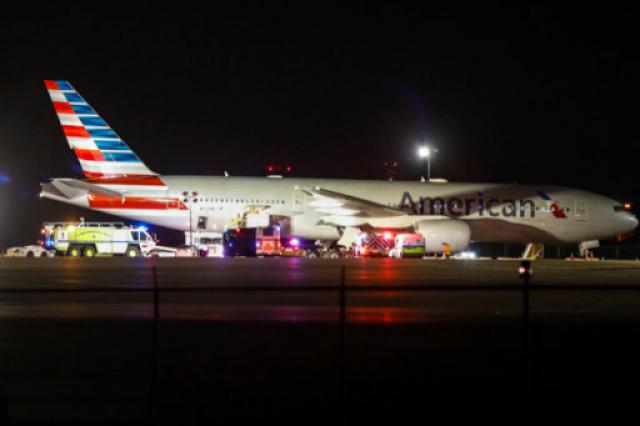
[185,231,224,257]
[150,246,178,257]
[3,245,54,257]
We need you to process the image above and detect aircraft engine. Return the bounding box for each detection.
[415,219,471,253]
[289,214,341,241]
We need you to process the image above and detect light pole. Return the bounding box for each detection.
[182,191,199,256]
[417,145,437,181]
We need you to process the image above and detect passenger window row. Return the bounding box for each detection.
[185,196,286,205]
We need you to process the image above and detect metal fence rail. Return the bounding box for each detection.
[2,264,640,423]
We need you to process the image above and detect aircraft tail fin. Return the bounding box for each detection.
[44,80,156,179]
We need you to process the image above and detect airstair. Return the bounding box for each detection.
[522,243,544,259]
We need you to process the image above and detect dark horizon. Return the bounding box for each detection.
[1,4,638,246]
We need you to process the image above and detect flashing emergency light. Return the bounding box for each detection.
[519,260,533,279]
[383,232,393,240]
[290,238,300,247]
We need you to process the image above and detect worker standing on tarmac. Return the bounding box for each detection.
[443,243,451,259]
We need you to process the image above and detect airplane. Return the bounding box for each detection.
[40,80,638,254]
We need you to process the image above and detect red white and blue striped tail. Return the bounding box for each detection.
[44,80,156,179]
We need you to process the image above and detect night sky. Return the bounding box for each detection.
[1,4,638,246]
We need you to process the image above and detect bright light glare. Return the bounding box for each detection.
[457,251,476,259]
[418,146,430,158]
[290,238,300,247]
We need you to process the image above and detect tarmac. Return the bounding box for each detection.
[1,257,640,423]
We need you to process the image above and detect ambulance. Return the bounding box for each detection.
[389,233,426,258]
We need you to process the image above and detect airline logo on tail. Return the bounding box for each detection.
[44,80,156,179]
[42,80,191,212]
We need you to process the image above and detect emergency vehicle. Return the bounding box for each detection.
[389,233,426,258]
[42,222,156,257]
[223,226,282,257]
[354,231,396,257]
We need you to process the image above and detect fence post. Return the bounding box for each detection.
[522,268,531,409]
[151,266,159,421]
[339,265,347,414]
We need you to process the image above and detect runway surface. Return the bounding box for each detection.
[1,258,640,423]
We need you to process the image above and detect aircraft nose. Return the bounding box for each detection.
[617,211,639,234]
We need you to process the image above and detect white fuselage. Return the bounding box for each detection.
[46,176,638,245]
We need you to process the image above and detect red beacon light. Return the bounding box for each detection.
[266,164,293,175]
[518,260,533,279]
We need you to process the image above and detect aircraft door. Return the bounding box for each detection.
[197,216,208,230]
[575,200,587,221]
[293,190,307,214]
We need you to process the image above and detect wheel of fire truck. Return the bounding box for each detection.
[125,245,141,257]
[67,246,82,257]
[83,246,96,257]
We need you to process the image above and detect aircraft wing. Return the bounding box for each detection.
[300,187,407,218]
